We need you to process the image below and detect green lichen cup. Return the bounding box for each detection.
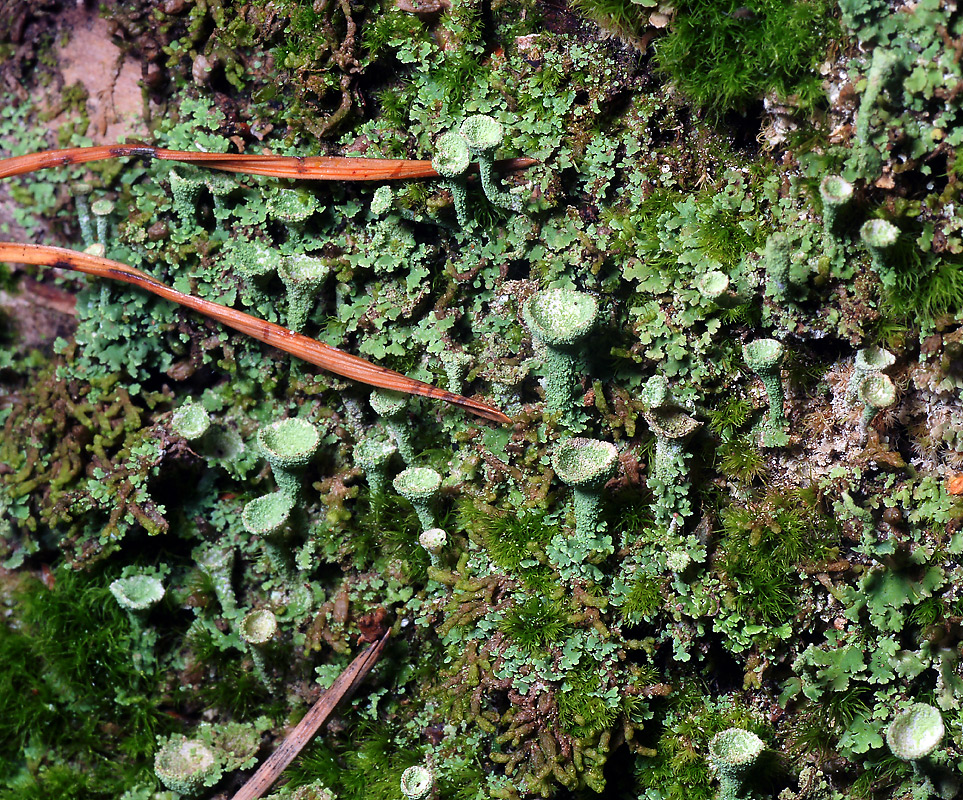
[171,402,211,441]
[239,608,278,647]
[886,703,944,761]
[257,417,321,498]
[109,575,165,613]
[523,288,599,416]
[743,338,787,440]
[278,255,331,332]
[742,338,784,374]
[393,466,442,531]
[695,269,730,300]
[154,735,222,796]
[354,436,398,500]
[460,114,504,154]
[552,437,618,491]
[241,490,294,537]
[552,438,618,561]
[855,345,896,374]
[400,764,434,800]
[223,238,279,281]
[858,372,897,433]
[431,130,471,178]
[860,218,899,250]
[267,188,318,224]
[524,288,599,349]
[820,174,854,208]
[370,390,415,464]
[708,727,765,798]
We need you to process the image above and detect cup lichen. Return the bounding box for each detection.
[256,417,321,500]
[523,288,599,418]
[708,727,765,800]
[460,114,520,211]
[154,735,222,796]
[742,338,787,446]
[549,437,618,580]
[393,466,442,531]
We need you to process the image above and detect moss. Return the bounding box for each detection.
[556,665,620,738]
[0,567,172,787]
[635,691,768,800]
[886,254,963,324]
[180,624,274,719]
[716,436,768,485]
[499,594,571,654]
[655,0,838,115]
[716,488,837,625]
[458,502,557,591]
[5,1,963,796]
[284,724,422,800]
[571,0,649,44]
[619,571,664,623]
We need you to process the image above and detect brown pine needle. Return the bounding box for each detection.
[0,143,537,181]
[0,243,512,425]
[230,630,390,800]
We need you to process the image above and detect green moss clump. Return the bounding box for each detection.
[459,502,558,591]
[499,595,571,654]
[655,0,837,114]
[0,568,172,789]
[717,489,837,625]
[571,0,649,44]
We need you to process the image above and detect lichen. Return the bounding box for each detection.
[2,1,963,798]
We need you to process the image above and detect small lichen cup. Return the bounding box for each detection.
[743,338,787,445]
[169,167,205,230]
[523,287,599,417]
[400,764,434,800]
[394,467,443,531]
[370,389,416,465]
[846,345,896,402]
[170,401,246,474]
[222,237,279,284]
[640,374,671,410]
[354,436,398,502]
[257,417,321,500]
[171,402,212,441]
[857,372,897,434]
[886,703,944,762]
[642,406,702,528]
[109,574,165,634]
[885,703,947,796]
[90,197,115,248]
[154,734,222,796]
[278,255,331,332]
[238,608,278,690]
[241,490,296,579]
[695,270,731,303]
[552,437,618,555]
[860,218,900,281]
[370,185,394,217]
[193,542,237,618]
[419,527,448,567]
[267,187,318,245]
[431,130,472,228]
[460,113,519,211]
[819,174,854,259]
[762,232,792,300]
[708,727,765,800]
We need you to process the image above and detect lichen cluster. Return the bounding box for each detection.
[2,1,963,799]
